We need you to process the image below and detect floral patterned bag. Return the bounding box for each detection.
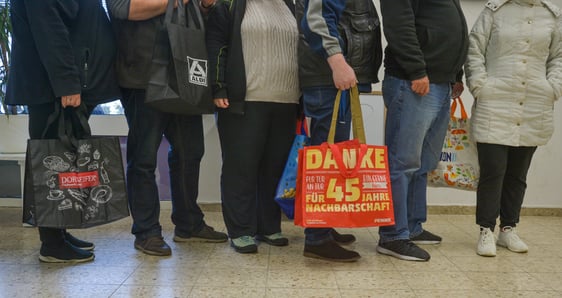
[428,97,479,191]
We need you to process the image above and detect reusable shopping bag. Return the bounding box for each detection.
[23,104,129,228]
[428,97,479,191]
[145,0,214,114]
[274,115,310,219]
[294,87,395,228]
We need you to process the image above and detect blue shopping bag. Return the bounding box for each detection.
[275,117,309,219]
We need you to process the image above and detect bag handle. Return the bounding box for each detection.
[296,114,309,136]
[165,0,205,31]
[42,102,92,150]
[327,142,368,178]
[451,97,468,120]
[327,86,366,144]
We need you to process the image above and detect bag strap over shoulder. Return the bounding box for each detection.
[327,86,366,144]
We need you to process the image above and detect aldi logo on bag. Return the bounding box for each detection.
[186,56,208,87]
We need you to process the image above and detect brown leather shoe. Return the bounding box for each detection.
[304,240,360,262]
[134,236,172,256]
[331,229,356,245]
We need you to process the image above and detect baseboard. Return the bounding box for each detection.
[198,203,562,217]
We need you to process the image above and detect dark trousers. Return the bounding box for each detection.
[217,102,297,238]
[476,142,537,230]
[120,88,206,240]
[301,87,351,244]
[27,102,95,246]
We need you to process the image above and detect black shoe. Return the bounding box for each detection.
[330,229,356,245]
[64,232,95,251]
[231,236,258,254]
[410,230,442,245]
[39,241,95,263]
[376,239,430,261]
[304,240,361,262]
[256,233,289,246]
[173,224,228,243]
[134,236,172,256]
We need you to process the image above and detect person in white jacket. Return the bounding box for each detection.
[465,0,562,257]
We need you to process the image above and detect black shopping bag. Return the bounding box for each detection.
[23,105,129,228]
[145,0,214,115]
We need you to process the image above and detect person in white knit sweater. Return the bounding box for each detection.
[206,0,300,253]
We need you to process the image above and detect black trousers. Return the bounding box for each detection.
[217,102,297,238]
[28,102,95,246]
[476,142,537,230]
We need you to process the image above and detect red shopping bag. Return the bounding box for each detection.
[294,87,395,228]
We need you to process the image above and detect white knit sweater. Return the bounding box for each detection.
[241,0,300,104]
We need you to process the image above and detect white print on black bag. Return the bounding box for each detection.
[187,56,207,87]
[41,143,114,221]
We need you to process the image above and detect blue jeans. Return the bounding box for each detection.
[121,88,206,240]
[378,75,451,242]
[302,86,351,245]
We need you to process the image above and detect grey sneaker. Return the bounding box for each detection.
[174,225,228,243]
[256,232,289,246]
[376,239,430,261]
[410,230,442,245]
[231,236,258,254]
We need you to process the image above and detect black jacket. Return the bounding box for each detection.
[206,0,295,115]
[296,0,383,88]
[106,0,162,89]
[6,0,120,106]
[380,0,468,83]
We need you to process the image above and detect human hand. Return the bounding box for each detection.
[200,0,216,11]
[61,94,81,108]
[451,82,464,98]
[411,76,430,96]
[214,98,229,108]
[327,53,357,90]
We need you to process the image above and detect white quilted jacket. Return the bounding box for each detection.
[465,0,562,146]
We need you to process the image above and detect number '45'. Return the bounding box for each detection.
[326,178,360,202]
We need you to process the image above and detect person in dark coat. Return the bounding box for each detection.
[7,0,120,263]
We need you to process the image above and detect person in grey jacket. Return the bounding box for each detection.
[106,0,227,257]
[465,0,562,257]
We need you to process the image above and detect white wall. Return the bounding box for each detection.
[178,0,562,208]
[427,0,562,207]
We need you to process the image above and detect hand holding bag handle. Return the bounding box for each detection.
[41,102,92,151]
[325,86,368,178]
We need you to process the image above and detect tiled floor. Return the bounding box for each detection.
[1,206,561,298]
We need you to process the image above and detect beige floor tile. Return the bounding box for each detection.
[111,285,194,298]
[267,269,337,289]
[402,271,476,290]
[266,288,341,298]
[464,271,552,291]
[189,286,266,298]
[123,266,203,286]
[339,289,417,298]
[1,207,561,297]
[415,289,494,298]
[333,270,410,290]
[197,267,268,288]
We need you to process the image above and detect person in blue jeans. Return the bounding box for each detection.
[296,0,382,262]
[106,0,227,256]
[376,0,468,262]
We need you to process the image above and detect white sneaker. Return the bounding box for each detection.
[477,227,496,257]
[497,226,528,253]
